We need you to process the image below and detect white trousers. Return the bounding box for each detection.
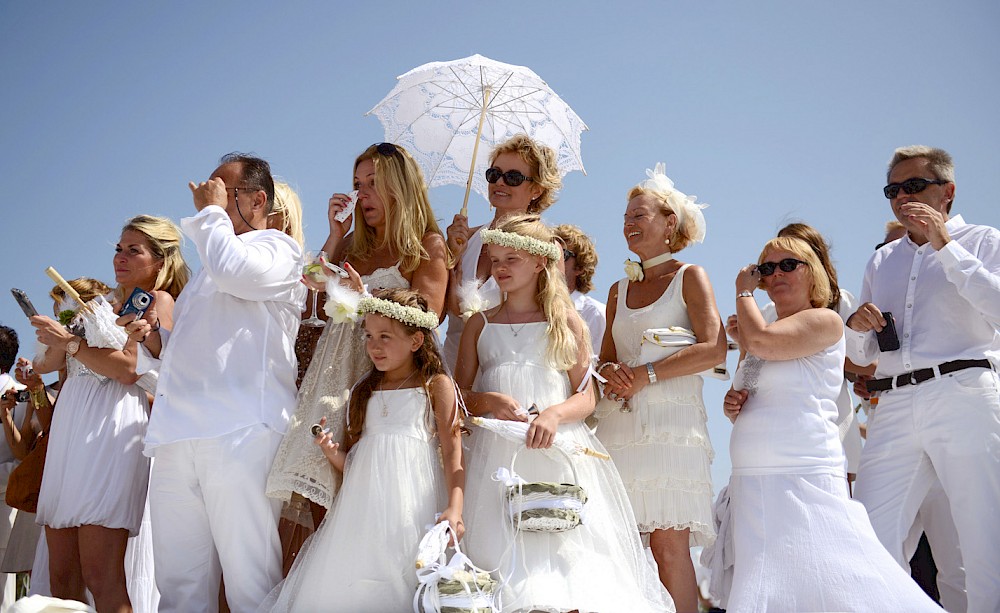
[903,480,966,613]
[149,425,283,613]
[855,367,1000,613]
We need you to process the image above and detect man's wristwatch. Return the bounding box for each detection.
[646,362,657,384]
[737,290,754,298]
[65,338,81,357]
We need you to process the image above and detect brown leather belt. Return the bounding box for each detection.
[866,359,993,393]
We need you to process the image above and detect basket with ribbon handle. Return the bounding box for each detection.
[497,445,588,533]
[414,520,499,613]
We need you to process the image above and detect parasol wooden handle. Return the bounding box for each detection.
[460,86,493,218]
[45,267,92,313]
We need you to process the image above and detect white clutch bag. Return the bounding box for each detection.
[638,327,729,381]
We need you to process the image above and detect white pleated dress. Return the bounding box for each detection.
[463,319,674,613]
[725,334,939,612]
[596,266,716,546]
[36,355,150,535]
[261,387,446,612]
[267,264,409,509]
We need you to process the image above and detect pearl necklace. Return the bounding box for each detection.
[377,370,418,417]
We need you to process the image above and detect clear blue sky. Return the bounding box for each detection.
[2,1,998,492]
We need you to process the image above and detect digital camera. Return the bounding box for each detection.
[119,287,154,318]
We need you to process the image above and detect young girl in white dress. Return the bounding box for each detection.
[456,214,673,613]
[261,288,464,613]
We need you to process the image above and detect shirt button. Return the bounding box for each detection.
[905,363,911,369]
[911,276,916,280]
[907,303,912,308]
[904,333,909,338]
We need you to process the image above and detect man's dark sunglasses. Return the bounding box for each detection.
[485,167,534,187]
[757,258,807,277]
[882,177,948,199]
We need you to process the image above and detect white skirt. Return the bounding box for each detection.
[36,374,150,535]
[596,374,715,546]
[726,472,940,612]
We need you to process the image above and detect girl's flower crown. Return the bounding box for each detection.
[480,227,562,261]
[358,295,439,330]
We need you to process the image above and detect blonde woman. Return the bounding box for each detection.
[720,237,939,611]
[266,143,449,524]
[596,165,725,612]
[456,214,673,612]
[31,215,188,612]
[442,134,562,369]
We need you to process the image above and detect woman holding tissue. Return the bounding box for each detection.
[266,143,449,526]
[31,215,187,612]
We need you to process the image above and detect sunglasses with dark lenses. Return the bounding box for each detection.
[882,177,947,199]
[373,142,400,157]
[485,167,534,187]
[757,258,807,277]
[563,248,576,261]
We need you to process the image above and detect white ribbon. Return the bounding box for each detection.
[492,467,526,488]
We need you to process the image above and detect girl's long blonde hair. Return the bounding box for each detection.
[345,143,449,273]
[493,214,578,370]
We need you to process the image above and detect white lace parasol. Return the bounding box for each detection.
[367,54,588,214]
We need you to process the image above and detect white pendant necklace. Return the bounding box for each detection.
[378,370,418,417]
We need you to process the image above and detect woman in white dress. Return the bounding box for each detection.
[596,164,725,611]
[266,143,449,527]
[727,222,864,479]
[456,215,673,612]
[30,216,188,612]
[442,134,562,369]
[721,236,939,612]
[261,288,464,612]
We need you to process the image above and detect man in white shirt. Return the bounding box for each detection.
[846,145,1000,612]
[554,225,606,358]
[145,154,305,612]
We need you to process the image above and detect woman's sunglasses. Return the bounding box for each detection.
[882,177,948,199]
[757,258,807,277]
[485,167,534,187]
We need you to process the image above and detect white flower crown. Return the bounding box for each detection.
[480,228,562,261]
[358,296,439,329]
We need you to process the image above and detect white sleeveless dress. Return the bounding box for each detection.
[463,319,674,613]
[596,266,715,546]
[37,354,150,535]
[260,387,445,612]
[725,335,939,612]
[267,264,409,508]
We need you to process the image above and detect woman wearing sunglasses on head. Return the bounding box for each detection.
[441,134,562,370]
[726,223,864,483]
[595,164,725,612]
[266,143,449,528]
[717,237,939,612]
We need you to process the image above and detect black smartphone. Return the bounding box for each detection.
[119,287,154,318]
[10,288,38,318]
[876,311,900,352]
